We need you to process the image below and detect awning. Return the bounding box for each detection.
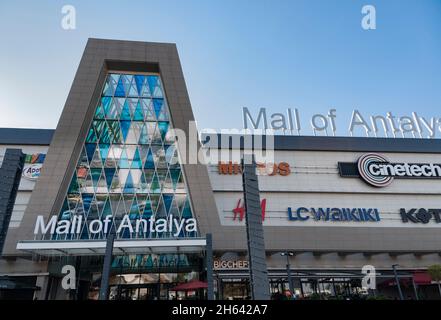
[170,280,208,291]
[16,238,207,256]
[413,272,432,285]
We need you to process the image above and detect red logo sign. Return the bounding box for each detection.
[233,198,266,221]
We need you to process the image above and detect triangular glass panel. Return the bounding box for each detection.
[121,75,132,95]
[120,100,131,120]
[130,169,142,191]
[181,197,193,218]
[114,77,125,97]
[138,123,150,145]
[134,75,146,95]
[67,171,80,195]
[153,98,163,119]
[85,143,97,163]
[90,168,102,190]
[119,148,130,169]
[148,75,163,98]
[142,197,153,218]
[157,122,169,141]
[138,172,149,193]
[99,143,110,164]
[149,194,160,216]
[90,148,102,168]
[140,77,151,97]
[81,193,94,216]
[131,148,142,169]
[127,79,139,97]
[150,172,161,193]
[133,100,144,121]
[104,168,116,189]
[86,127,98,143]
[124,172,135,194]
[120,120,131,141]
[155,196,167,219]
[141,98,155,120]
[99,121,112,144]
[163,194,174,215]
[144,148,155,169]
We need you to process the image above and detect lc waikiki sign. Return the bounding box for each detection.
[339,153,441,187]
[33,214,197,238]
[288,207,381,223]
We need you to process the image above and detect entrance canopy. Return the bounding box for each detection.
[16,238,207,256]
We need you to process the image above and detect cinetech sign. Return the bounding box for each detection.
[338,153,441,187]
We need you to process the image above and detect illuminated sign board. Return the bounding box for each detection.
[33,214,197,238]
[218,161,290,176]
[214,260,249,270]
[339,153,441,187]
[288,207,381,222]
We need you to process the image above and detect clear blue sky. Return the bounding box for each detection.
[0,0,440,136]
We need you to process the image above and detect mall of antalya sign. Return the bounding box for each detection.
[33,214,197,238]
[243,107,441,138]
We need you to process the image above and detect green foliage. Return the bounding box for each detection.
[427,265,441,282]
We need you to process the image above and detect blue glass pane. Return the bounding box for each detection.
[153,99,163,119]
[119,149,130,169]
[143,200,153,218]
[163,194,173,214]
[182,198,192,218]
[134,75,145,94]
[94,104,105,119]
[82,194,94,215]
[133,101,144,121]
[85,144,96,163]
[158,122,169,141]
[124,172,135,193]
[144,149,155,169]
[131,148,142,169]
[114,78,125,97]
[138,124,149,145]
[86,128,97,143]
[91,169,101,189]
[120,101,131,120]
[101,97,112,115]
[99,144,110,164]
[104,168,115,189]
[120,120,131,142]
[68,172,79,194]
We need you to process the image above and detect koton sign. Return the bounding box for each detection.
[339,153,441,187]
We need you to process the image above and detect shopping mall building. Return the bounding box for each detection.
[1,39,441,300]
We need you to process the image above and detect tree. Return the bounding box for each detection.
[427,265,441,298]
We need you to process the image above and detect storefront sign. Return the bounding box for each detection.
[33,214,197,237]
[233,198,266,221]
[214,259,249,269]
[243,107,441,138]
[338,153,441,187]
[400,208,441,224]
[288,207,381,222]
[218,161,290,176]
[22,153,46,180]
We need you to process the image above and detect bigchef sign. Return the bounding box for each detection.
[339,153,441,187]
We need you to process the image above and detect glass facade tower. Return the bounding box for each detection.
[55,73,197,241]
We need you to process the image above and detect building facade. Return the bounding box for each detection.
[1,39,441,300]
